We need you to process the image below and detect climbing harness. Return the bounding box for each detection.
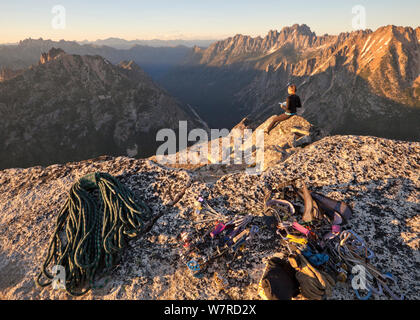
[311,192,353,224]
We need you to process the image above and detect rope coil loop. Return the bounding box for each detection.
[36,172,152,296]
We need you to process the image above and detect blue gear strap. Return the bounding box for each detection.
[354,287,372,300]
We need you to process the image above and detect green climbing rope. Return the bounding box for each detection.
[36,172,152,296]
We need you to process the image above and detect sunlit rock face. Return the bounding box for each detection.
[0,132,418,300]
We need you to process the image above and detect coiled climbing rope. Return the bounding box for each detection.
[36,172,152,296]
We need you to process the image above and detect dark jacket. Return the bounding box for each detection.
[283,94,302,114]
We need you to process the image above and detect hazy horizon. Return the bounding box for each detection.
[0,36,222,46]
[2,23,419,47]
[1,0,419,44]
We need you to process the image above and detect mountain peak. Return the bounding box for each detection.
[0,50,206,169]
[281,24,314,36]
[39,47,66,65]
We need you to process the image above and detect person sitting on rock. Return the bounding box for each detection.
[266,84,302,134]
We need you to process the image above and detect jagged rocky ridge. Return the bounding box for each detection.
[0,48,207,169]
[161,24,420,140]
[0,116,418,300]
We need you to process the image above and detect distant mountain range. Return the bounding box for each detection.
[78,38,217,49]
[0,38,193,78]
[0,48,206,169]
[161,24,420,141]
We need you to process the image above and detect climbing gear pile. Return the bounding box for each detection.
[177,198,259,287]
[261,180,404,300]
[336,230,404,300]
[36,172,152,296]
[35,170,405,300]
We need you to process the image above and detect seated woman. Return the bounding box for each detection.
[266,84,302,134]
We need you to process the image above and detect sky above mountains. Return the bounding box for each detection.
[1,0,419,43]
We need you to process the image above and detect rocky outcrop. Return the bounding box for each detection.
[153,115,327,174]
[257,116,326,170]
[0,67,23,82]
[39,48,65,65]
[0,133,418,300]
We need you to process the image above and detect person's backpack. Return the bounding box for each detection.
[258,257,300,300]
